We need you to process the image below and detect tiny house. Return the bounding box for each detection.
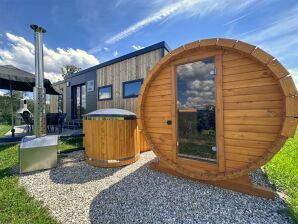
[50,42,170,120]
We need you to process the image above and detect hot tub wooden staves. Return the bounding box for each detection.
[137,38,298,198]
[83,109,141,167]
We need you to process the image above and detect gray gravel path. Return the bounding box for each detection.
[19,151,291,224]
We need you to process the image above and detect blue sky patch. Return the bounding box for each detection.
[0,0,297,89]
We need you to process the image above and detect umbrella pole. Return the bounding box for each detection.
[10,82,15,137]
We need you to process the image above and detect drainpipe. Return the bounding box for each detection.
[30,24,47,137]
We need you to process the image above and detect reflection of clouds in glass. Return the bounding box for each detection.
[186,90,213,97]
[99,92,111,99]
[177,61,215,81]
[185,96,215,109]
[177,100,181,108]
[124,80,142,97]
[99,86,112,100]
[190,80,215,92]
[177,59,215,109]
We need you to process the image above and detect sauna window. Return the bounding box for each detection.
[176,57,217,163]
[123,79,143,98]
[98,85,113,101]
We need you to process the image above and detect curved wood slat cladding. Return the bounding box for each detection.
[142,67,174,161]
[138,38,298,181]
[137,128,150,152]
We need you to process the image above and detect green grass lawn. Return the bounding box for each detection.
[0,125,82,223]
[0,144,58,224]
[58,136,83,152]
[0,124,11,136]
[264,129,298,223]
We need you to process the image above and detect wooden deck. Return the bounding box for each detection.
[0,125,83,143]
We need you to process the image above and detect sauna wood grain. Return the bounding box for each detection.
[137,38,297,182]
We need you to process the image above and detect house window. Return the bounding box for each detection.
[98,85,113,100]
[123,79,143,98]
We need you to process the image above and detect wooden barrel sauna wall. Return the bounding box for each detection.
[137,127,150,152]
[137,38,298,184]
[83,109,140,167]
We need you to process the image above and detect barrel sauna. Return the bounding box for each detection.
[83,109,140,167]
[137,38,298,198]
[137,127,150,152]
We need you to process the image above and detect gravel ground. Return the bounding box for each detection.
[19,151,291,224]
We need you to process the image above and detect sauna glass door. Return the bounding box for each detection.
[176,57,217,163]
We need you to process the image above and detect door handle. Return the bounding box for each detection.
[166,120,172,125]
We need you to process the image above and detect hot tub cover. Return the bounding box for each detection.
[84,108,136,118]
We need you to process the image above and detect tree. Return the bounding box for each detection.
[61,65,81,80]
[0,91,22,124]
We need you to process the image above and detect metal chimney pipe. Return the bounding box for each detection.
[30,24,47,137]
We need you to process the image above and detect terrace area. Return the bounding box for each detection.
[1,124,83,139]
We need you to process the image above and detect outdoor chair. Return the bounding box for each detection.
[58,113,67,133]
[46,113,59,132]
[21,111,34,133]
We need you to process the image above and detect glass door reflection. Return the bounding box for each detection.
[176,57,217,163]
[72,84,86,119]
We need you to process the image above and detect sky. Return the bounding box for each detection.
[0,0,297,93]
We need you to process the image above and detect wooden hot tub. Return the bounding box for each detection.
[83,109,140,167]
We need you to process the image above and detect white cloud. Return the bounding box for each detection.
[106,0,258,44]
[114,0,131,8]
[0,33,99,83]
[239,12,298,44]
[259,33,298,58]
[88,46,101,54]
[113,50,119,57]
[99,92,111,100]
[132,45,144,50]
[0,90,6,96]
[224,13,250,26]
[232,6,298,84]
[88,46,109,54]
[289,68,298,87]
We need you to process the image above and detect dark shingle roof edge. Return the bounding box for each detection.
[66,41,171,79]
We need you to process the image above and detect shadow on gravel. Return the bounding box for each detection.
[89,166,291,223]
[49,156,123,185]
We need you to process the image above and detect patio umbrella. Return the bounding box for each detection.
[0,65,61,94]
[0,65,61,136]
